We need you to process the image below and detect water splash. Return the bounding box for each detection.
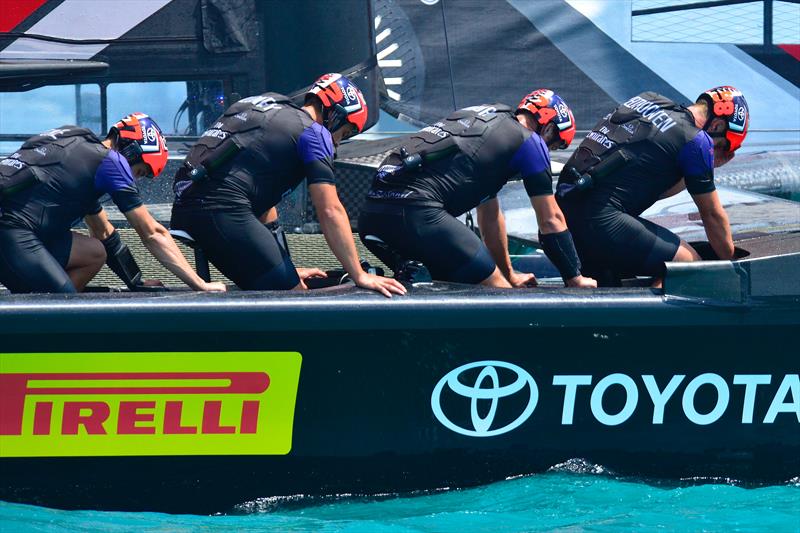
[4,470,799,532]
[547,457,613,476]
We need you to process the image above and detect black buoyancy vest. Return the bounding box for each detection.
[0,127,105,197]
[399,103,515,160]
[369,104,523,214]
[179,93,297,177]
[564,92,699,177]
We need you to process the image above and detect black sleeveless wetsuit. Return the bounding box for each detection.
[0,127,142,293]
[556,92,716,284]
[171,93,336,290]
[359,104,554,283]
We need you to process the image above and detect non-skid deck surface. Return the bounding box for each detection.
[59,230,390,289]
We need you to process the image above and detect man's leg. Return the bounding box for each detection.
[186,209,299,290]
[358,205,410,275]
[64,231,106,291]
[619,216,682,288]
[361,203,504,286]
[647,240,703,288]
[243,257,302,290]
[671,240,702,262]
[557,196,606,282]
[411,207,499,285]
[0,228,76,293]
[479,267,513,288]
[573,210,682,288]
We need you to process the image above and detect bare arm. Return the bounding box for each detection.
[84,209,116,240]
[476,199,536,287]
[309,183,405,297]
[530,195,568,234]
[476,199,512,278]
[309,184,364,278]
[692,190,734,260]
[124,206,225,291]
[85,209,163,288]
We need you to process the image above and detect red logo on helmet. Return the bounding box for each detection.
[517,89,576,149]
[307,73,369,135]
[701,86,749,153]
[113,112,168,177]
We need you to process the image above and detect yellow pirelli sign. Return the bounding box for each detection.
[0,352,302,457]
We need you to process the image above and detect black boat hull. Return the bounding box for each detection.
[1,279,798,513]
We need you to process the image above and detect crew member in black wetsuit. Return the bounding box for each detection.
[358,89,597,288]
[171,73,405,297]
[556,86,749,287]
[0,113,226,294]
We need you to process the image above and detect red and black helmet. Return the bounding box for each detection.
[306,73,368,138]
[698,86,749,153]
[111,112,168,177]
[517,89,576,149]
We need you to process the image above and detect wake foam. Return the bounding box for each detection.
[546,458,613,476]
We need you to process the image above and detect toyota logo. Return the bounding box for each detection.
[431,360,538,437]
[145,126,158,144]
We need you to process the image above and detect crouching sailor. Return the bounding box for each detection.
[170,73,405,297]
[358,89,597,288]
[556,86,749,287]
[0,113,226,293]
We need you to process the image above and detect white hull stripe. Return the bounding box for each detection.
[0,0,173,60]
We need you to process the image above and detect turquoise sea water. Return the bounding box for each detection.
[2,468,799,532]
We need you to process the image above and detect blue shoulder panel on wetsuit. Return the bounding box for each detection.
[94,151,143,213]
[510,133,553,197]
[297,122,335,185]
[678,130,715,195]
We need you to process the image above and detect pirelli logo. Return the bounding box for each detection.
[0,352,302,457]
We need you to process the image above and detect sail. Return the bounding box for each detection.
[373,0,800,148]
